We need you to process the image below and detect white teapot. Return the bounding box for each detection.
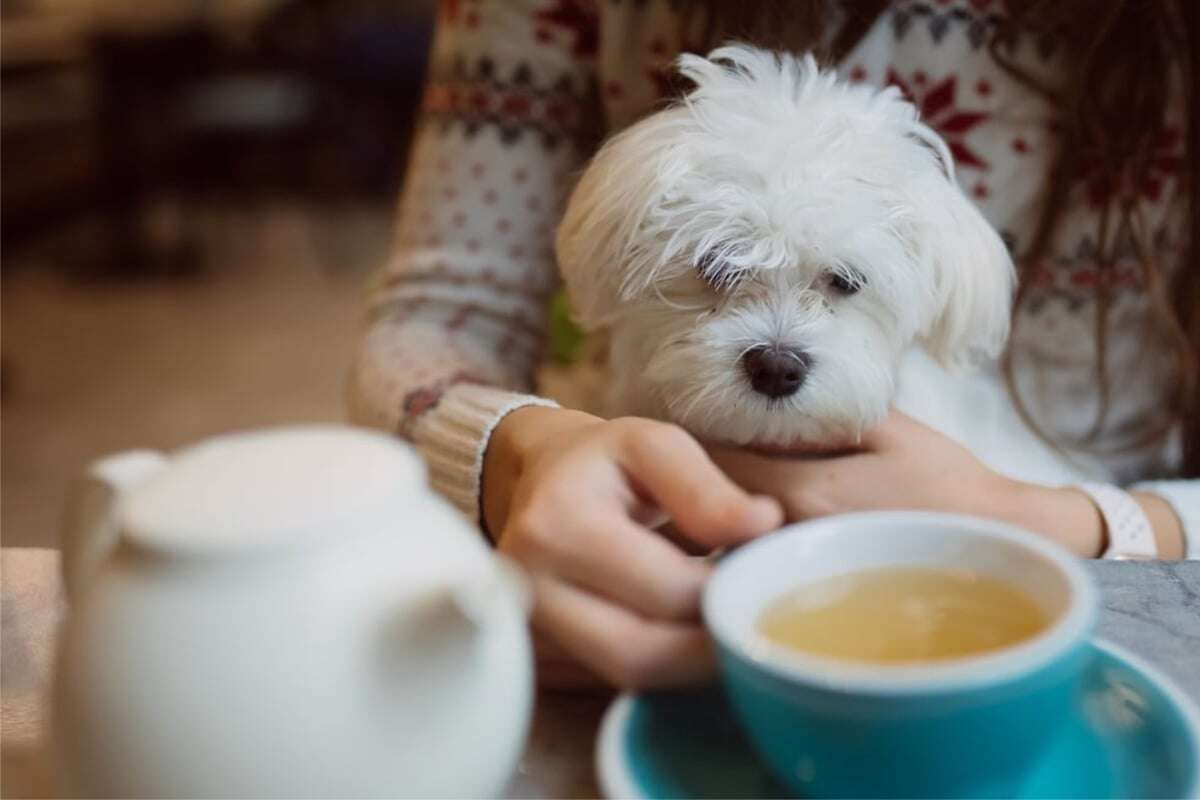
[53,426,533,798]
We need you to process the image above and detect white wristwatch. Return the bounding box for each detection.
[1075,482,1158,560]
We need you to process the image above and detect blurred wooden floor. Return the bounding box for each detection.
[2,198,393,547]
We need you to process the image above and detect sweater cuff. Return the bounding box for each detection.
[1131,480,1200,560]
[413,384,559,524]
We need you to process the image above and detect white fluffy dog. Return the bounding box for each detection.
[555,45,1015,450]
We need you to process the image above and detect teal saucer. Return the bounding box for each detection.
[597,640,1200,799]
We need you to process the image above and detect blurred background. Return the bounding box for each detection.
[3,0,435,547]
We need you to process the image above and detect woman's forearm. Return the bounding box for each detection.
[997,481,1104,557]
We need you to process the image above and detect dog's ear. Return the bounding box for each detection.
[555,113,680,330]
[907,130,1015,369]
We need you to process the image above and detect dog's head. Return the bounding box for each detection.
[556,45,1014,447]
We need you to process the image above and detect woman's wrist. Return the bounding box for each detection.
[481,405,601,536]
[989,478,1105,557]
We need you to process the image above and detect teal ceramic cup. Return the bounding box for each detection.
[703,511,1098,799]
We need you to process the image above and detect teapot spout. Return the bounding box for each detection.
[61,451,168,603]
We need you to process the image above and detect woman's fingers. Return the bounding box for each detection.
[613,421,783,547]
[530,572,716,689]
[542,510,712,621]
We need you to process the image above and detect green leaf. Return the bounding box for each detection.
[548,291,586,365]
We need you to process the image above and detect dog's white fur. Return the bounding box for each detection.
[555,45,1015,447]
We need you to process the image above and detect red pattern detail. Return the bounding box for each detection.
[423,82,585,140]
[975,79,992,96]
[398,370,489,438]
[922,77,953,115]
[1012,138,1029,153]
[401,387,442,425]
[501,94,532,118]
[1140,127,1184,201]
[1073,125,1183,207]
[497,333,516,356]
[973,182,989,199]
[395,267,557,299]
[939,111,987,135]
[605,81,623,98]
[1026,261,1142,291]
[887,71,990,171]
[848,65,867,82]
[543,98,575,126]
[534,0,598,58]
[447,304,476,330]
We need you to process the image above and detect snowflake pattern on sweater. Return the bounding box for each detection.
[349,0,1189,521]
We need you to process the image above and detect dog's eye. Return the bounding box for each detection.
[696,250,745,291]
[827,269,866,296]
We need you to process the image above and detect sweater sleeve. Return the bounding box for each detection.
[348,0,599,522]
[1131,480,1200,560]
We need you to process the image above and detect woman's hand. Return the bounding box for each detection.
[708,411,1111,557]
[482,407,783,689]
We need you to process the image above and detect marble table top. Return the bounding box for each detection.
[2,548,1196,798]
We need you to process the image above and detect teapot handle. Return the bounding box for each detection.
[450,557,531,623]
[394,557,530,641]
[61,450,169,603]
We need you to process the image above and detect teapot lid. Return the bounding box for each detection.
[120,426,427,556]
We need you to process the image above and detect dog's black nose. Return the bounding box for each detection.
[742,346,810,398]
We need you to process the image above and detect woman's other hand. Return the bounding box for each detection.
[708,411,1113,557]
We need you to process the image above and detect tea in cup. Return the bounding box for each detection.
[757,565,1052,664]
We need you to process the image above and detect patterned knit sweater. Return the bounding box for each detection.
[348,0,1198,555]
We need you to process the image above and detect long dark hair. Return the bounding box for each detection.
[687,0,1198,476]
